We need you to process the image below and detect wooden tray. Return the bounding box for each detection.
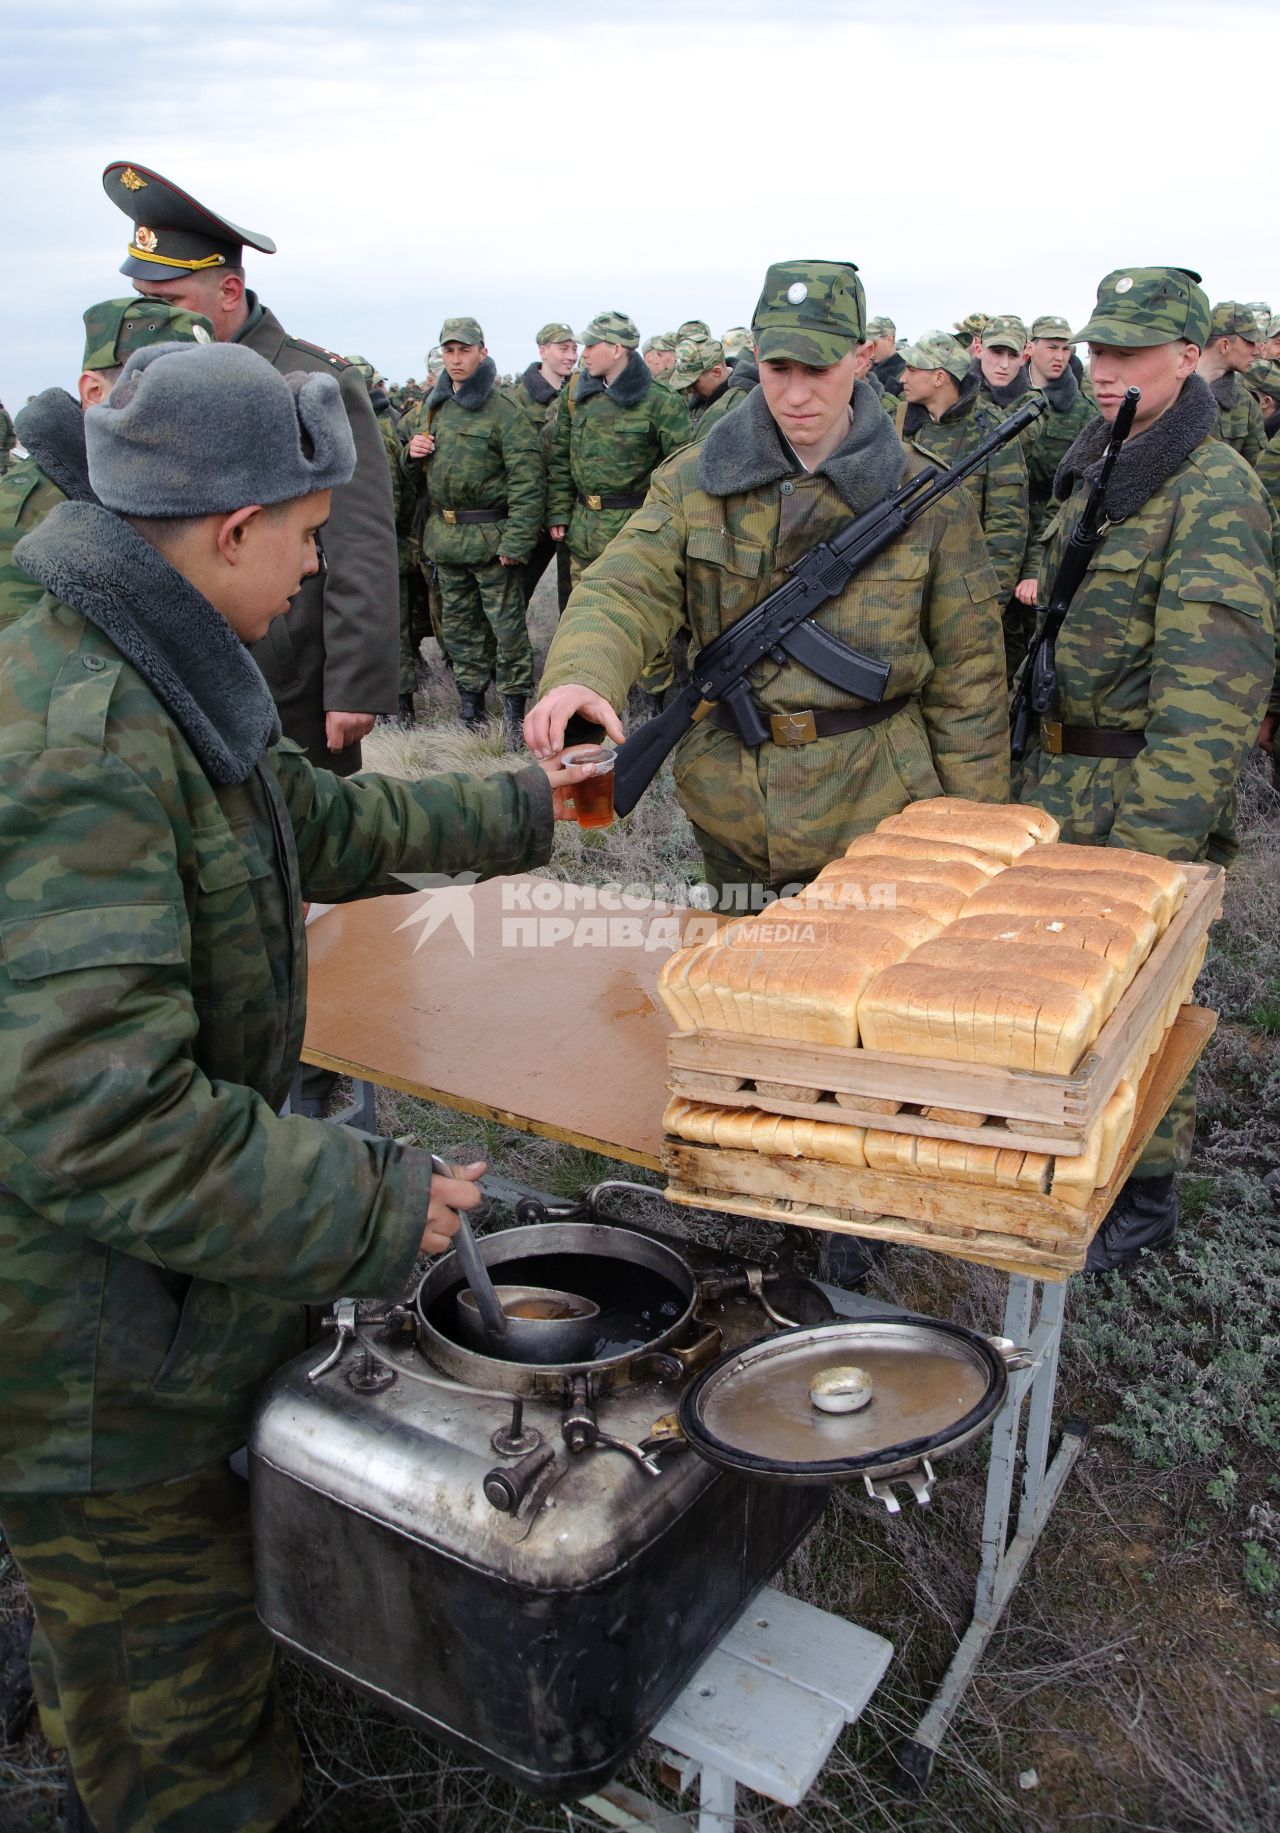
[666,863,1221,1158]
[663,1005,1216,1281]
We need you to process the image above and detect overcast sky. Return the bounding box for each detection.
[3,0,1277,411]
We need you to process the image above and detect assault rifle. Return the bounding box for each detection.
[609,398,1045,817]
[1009,386,1140,762]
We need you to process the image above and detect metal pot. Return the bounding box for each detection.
[415,1222,723,1399]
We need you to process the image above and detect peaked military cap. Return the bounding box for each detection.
[1208,301,1263,344]
[721,326,753,359]
[642,333,676,355]
[82,298,213,372]
[865,315,896,339]
[1073,267,1211,349]
[103,162,276,281]
[536,322,576,345]
[440,316,484,346]
[581,310,640,349]
[668,333,726,390]
[900,330,970,382]
[982,314,1029,353]
[1030,314,1072,340]
[752,260,866,365]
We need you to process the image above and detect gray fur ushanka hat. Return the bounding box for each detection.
[86,340,356,515]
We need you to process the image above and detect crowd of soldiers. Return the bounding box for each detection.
[0,156,1277,1833]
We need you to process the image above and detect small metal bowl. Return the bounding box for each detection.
[455,1284,601,1364]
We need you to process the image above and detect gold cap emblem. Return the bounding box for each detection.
[134,225,159,253]
[120,167,147,192]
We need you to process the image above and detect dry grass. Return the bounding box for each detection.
[4,573,1279,1830]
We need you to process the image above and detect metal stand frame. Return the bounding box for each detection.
[893,1273,1086,1792]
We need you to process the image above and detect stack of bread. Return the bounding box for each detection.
[660,796,1196,1212]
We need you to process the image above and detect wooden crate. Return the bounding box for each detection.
[664,1006,1216,1281]
[667,862,1222,1158]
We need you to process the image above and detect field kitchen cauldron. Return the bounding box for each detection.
[250,1184,1025,1800]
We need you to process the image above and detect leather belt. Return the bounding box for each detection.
[711,695,910,748]
[577,492,645,511]
[1040,720,1147,759]
[435,506,507,525]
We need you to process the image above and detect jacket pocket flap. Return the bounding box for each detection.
[195,825,270,892]
[1174,572,1266,618]
[1,904,184,981]
[964,562,1001,602]
[686,527,763,576]
[629,506,673,535]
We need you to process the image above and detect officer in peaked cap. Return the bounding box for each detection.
[1017,263,1277,1271]
[101,160,399,786]
[0,298,214,629]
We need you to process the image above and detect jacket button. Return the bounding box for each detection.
[779,480,795,495]
[82,655,106,672]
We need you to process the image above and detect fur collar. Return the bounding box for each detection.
[982,366,1033,409]
[1042,369,1080,413]
[698,378,906,511]
[13,389,96,505]
[428,356,497,412]
[727,358,759,397]
[901,369,979,441]
[1207,370,1238,412]
[519,362,559,407]
[1053,374,1220,521]
[13,502,279,787]
[572,349,653,410]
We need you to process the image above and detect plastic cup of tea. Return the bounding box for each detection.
[562,746,617,829]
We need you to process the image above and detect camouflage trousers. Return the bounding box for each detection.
[398,566,436,697]
[568,552,674,696]
[0,1466,300,1833]
[436,559,534,696]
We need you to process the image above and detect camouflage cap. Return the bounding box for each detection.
[1030,315,1073,340]
[425,345,445,370]
[642,333,676,355]
[899,330,970,383]
[1244,301,1271,331]
[1208,301,1263,345]
[1268,315,1280,340]
[865,315,896,339]
[721,326,753,359]
[439,316,484,346]
[1244,359,1280,399]
[536,321,576,346]
[1073,267,1210,349]
[954,312,990,338]
[981,314,1029,353]
[668,332,726,390]
[81,297,213,372]
[345,353,375,381]
[580,310,640,349]
[675,319,711,341]
[752,260,866,365]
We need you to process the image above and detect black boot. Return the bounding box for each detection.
[502,695,527,747]
[816,1231,886,1291]
[1085,1172,1178,1275]
[397,691,416,726]
[458,688,487,728]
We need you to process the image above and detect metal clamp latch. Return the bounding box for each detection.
[308,1297,358,1381]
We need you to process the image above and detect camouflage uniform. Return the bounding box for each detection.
[397,393,449,663]
[867,316,905,397]
[1022,316,1097,563]
[1258,427,1280,514]
[0,496,555,1829]
[539,264,1009,890]
[405,323,544,701]
[548,311,691,697]
[695,357,758,439]
[1019,267,1278,1199]
[1203,302,1268,467]
[668,331,732,432]
[0,401,15,475]
[504,322,576,616]
[0,299,213,630]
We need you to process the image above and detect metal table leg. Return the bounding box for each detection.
[894,1275,1087,1792]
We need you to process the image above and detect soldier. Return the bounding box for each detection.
[0,339,590,1833]
[403,316,543,732]
[1018,265,1277,1272]
[528,261,1009,899]
[694,344,760,439]
[505,320,579,615]
[103,159,400,778]
[1265,314,1280,363]
[0,298,213,630]
[722,327,753,366]
[954,311,990,358]
[546,310,691,706]
[866,316,905,395]
[0,401,15,476]
[642,333,677,378]
[896,329,1030,604]
[1013,315,1097,618]
[666,330,733,429]
[976,314,1041,419]
[1245,358,1280,438]
[1197,302,1268,465]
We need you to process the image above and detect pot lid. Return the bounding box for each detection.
[677,1316,1006,1481]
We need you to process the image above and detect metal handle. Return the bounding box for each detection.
[663,1319,724,1374]
[863,1457,936,1514]
[434,1155,508,1345]
[483,1443,556,1514]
